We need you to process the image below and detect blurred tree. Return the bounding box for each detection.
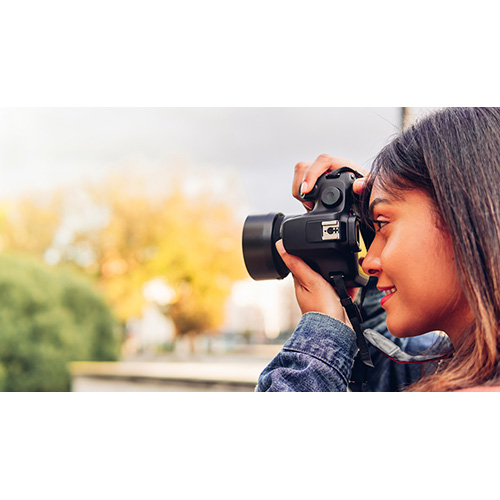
[0,253,119,391]
[149,186,246,351]
[0,173,247,352]
[0,192,63,255]
[85,176,247,350]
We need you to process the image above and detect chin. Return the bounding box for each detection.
[386,318,432,339]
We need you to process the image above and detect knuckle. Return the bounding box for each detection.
[316,153,332,163]
[294,162,309,175]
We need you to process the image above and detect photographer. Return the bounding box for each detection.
[256,108,500,392]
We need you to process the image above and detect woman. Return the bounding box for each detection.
[257,107,500,392]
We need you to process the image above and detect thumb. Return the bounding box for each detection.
[353,178,367,195]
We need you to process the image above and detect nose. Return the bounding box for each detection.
[361,248,382,276]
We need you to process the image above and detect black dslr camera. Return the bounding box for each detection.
[242,167,374,288]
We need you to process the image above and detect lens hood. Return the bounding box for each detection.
[242,213,289,280]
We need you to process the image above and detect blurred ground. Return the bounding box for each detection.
[70,344,282,392]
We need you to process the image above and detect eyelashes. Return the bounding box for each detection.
[371,220,389,233]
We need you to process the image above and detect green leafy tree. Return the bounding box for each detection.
[0,254,120,391]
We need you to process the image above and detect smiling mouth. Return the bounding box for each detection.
[380,287,397,306]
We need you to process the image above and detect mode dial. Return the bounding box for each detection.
[321,187,342,207]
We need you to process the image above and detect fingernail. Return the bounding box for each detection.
[300,181,308,197]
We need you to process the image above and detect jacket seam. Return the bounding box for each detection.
[282,346,350,386]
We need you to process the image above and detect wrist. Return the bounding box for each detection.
[301,310,353,331]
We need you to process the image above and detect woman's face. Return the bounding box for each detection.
[361,181,473,345]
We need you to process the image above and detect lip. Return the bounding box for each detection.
[378,285,397,307]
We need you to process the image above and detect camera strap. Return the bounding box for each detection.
[331,274,453,391]
[330,274,374,392]
[361,329,453,364]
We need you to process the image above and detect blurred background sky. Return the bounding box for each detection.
[0,108,405,216]
[0,107,441,392]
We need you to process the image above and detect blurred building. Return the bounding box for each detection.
[223,277,302,342]
[123,277,177,355]
[125,305,176,353]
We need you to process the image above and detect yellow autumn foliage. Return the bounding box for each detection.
[0,173,247,338]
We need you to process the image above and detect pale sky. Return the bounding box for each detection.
[0,108,403,216]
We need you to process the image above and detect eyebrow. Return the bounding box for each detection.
[368,197,392,218]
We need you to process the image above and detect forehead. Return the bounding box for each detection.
[368,181,402,214]
[368,181,436,218]
[369,177,402,200]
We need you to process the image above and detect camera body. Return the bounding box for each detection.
[242,168,373,288]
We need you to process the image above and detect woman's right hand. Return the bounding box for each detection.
[293,154,368,211]
[276,240,353,328]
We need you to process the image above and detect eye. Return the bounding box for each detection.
[371,220,389,233]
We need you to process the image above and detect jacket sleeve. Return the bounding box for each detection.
[256,312,358,392]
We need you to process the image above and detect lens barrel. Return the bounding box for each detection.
[242,213,289,280]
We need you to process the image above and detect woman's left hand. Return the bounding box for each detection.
[293,154,369,211]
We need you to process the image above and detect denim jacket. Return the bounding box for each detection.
[256,278,450,392]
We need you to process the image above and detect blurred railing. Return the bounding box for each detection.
[69,359,271,392]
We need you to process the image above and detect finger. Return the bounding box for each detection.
[292,162,314,211]
[301,155,362,195]
[292,161,311,199]
[353,178,367,195]
[276,240,321,287]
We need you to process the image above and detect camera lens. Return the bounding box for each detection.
[242,213,289,280]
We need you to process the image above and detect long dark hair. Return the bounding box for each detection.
[362,107,500,391]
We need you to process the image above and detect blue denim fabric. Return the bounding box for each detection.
[256,278,452,392]
[256,313,358,392]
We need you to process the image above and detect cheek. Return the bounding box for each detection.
[379,232,447,295]
[394,222,451,272]
[379,235,414,273]
[397,230,459,304]
[428,230,457,277]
